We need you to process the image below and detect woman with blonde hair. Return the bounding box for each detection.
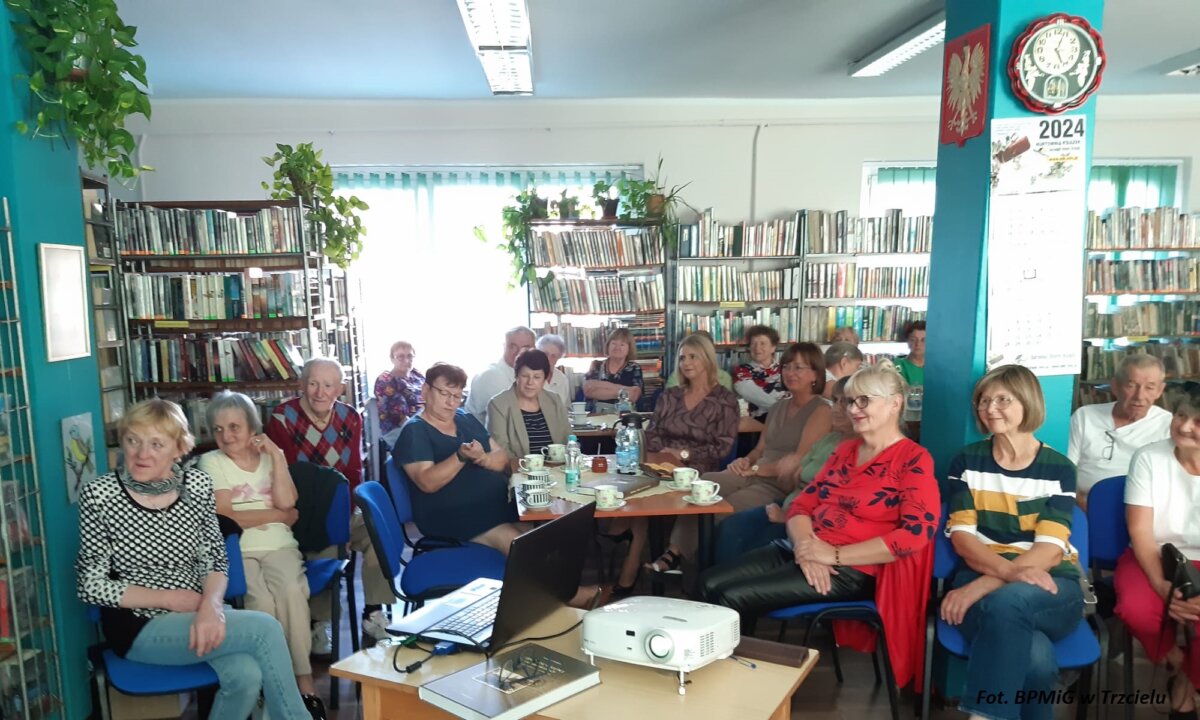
[583,327,643,410]
[77,398,321,719]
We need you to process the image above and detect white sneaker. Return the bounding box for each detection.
[362,610,392,643]
[310,621,332,657]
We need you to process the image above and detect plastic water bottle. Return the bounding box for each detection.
[615,422,635,474]
[565,434,582,491]
[616,387,632,415]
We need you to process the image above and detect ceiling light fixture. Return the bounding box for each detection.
[849,11,946,78]
[456,0,533,95]
[1167,62,1200,77]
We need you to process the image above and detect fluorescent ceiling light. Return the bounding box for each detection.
[456,0,534,94]
[1167,62,1200,76]
[850,11,946,78]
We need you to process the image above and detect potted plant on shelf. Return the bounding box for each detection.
[5,0,153,181]
[475,187,554,289]
[616,158,696,246]
[553,190,580,220]
[261,142,370,270]
[592,181,620,219]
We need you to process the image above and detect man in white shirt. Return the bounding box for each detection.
[1069,354,1171,509]
[465,326,535,422]
[536,333,574,411]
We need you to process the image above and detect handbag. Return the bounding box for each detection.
[1162,542,1200,600]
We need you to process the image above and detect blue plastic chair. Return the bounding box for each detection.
[355,478,506,615]
[1087,475,1132,720]
[90,533,246,720]
[295,466,352,709]
[921,506,1105,720]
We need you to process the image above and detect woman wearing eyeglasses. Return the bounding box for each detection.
[1114,384,1200,719]
[394,362,526,554]
[646,342,831,574]
[942,364,1083,720]
[700,362,938,692]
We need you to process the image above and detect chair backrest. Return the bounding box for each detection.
[1086,475,1129,570]
[353,481,405,587]
[224,533,247,601]
[290,461,350,553]
[934,504,1090,576]
[365,396,381,482]
[1071,505,1089,569]
[325,480,351,546]
[384,457,415,526]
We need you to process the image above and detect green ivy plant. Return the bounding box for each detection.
[475,187,551,289]
[617,158,695,247]
[261,142,369,270]
[5,0,153,180]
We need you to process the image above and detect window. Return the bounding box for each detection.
[334,167,636,385]
[861,161,1184,217]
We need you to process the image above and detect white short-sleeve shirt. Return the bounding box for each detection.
[1125,439,1200,560]
[1068,402,1172,497]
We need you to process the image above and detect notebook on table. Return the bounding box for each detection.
[576,472,659,496]
[387,503,596,651]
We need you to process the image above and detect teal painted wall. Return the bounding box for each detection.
[0,9,105,718]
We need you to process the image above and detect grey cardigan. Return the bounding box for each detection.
[486,387,570,459]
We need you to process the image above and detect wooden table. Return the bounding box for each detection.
[332,607,819,720]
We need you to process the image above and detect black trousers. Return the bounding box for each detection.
[699,543,875,633]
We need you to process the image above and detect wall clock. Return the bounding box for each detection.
[1009,13,1105,114]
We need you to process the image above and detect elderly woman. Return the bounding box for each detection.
[374,340,425,444]
[1115,384,1200,718]
[942,364,1082,720]
[647,342,831,573]
[77,399,321,719]
[732,324,786,423]
[487,350,570,462]
[700,362,938,689]
[714,376,855,565]
[645,332,739,473]
[583,327,643,410]
[894,321,926,388]
[832,326,860,345]
[197,391,320,709]
[823,341,864,399]
[535,334,574,411]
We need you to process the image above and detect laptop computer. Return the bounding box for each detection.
[387,502,596,651]
[576,472,659,496]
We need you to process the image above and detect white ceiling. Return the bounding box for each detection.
[116,0,1200,100]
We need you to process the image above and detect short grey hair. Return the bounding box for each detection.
[300,356,345,384]
[1114,354,1165,384]
[825,341,864,367]
[506,326,535,342]
[846,359,908,400]
[206,391,262,434]
[536,334,566,354]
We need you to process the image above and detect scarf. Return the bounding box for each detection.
[117,463,185,496]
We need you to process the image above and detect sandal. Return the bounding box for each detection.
[645,549,684,574]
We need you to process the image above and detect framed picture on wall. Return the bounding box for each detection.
[38,243,92,362]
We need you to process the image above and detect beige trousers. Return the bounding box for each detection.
[308,510,394,622]
[667,471,789,559]
[243,547,311,676]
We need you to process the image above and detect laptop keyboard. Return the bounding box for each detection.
[437,592,501,638]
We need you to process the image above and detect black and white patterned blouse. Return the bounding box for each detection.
[521,409,553,454]
[76,468,228,656]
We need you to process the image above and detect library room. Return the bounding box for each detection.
[0,1,1198,719]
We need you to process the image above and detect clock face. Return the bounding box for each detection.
[1009,14,1105,114]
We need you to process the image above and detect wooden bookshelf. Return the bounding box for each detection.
[136,380,299,393]
[129,317,310,333]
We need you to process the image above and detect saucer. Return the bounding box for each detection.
[683,494,723,506]
[596,500,627,510]
[668,483,691,492]
[523,500,553,509]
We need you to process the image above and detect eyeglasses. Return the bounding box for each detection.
[1102,430,1116,461]
[428,384,465,404]
[976,395,1016,410]
[122,435,173,455]
[392,353,415,361]
[841,395,885,409]
[781,363,811,373]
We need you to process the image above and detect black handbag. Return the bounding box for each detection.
[1162,543,1200,600]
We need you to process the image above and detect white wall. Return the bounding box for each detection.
[125,95,1200,216]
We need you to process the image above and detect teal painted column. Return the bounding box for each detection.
[924,0,1104,706]
[0,9,107,717]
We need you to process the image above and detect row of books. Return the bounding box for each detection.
[800,209,934,255]
[803,263,930,299]
[1087,206,1200,250]
[1084,300,1200,338]
[677,307,800,346]
[178,394,288,446]
[529,227,664,268]
[533,321,664,356]
[681,210,800,258]
[1083,342,1200,382]
[530,275,665,315]
[131,336,305,385]
[116,204,305,256]
[676,266,802,302]
[124,271,306,321]
[800,305,927,344]
[1086,257,1200,294]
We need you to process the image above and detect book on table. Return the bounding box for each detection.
[418,643,599,720]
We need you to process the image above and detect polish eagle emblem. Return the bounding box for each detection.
[946,41,986,136]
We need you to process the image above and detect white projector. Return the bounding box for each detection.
[581,596,740,694]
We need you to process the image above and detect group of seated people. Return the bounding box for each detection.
[77,315,1200,720]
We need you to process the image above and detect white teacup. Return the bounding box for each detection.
[571,412,589,425]
[671,467,699,490]
[691,479,720,502]
[518,477,552,508]
[571,401,587,414]
[593,484,624,509]
[518,454,545,472]
[523,468,551,484]
[542,443,566,462]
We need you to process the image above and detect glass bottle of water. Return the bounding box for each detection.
[565,434,582,490]
[616,422,635,474]
[616,387,632,415]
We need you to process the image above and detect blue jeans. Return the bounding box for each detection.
[955,571,1084,720]
[125,609,309,719]
[713,507,786,566]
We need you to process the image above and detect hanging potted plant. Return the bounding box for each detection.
[5,0,153,180]
[261,142,370,270]
[475,187,554,289]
